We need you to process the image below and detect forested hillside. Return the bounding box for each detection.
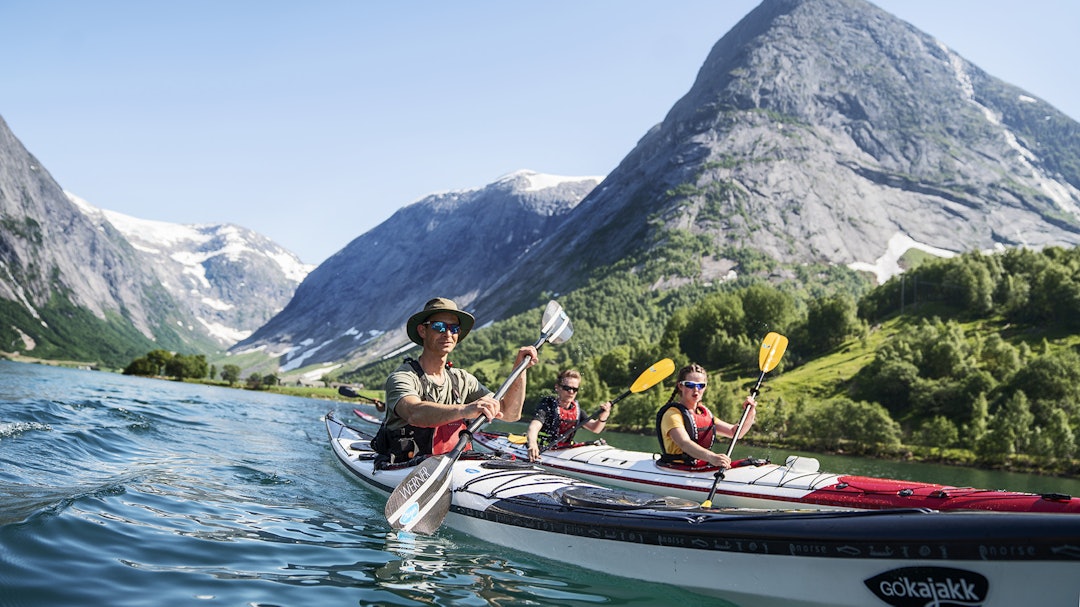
[341,245,1080,474]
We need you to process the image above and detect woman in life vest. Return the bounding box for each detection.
[524,369,612,461]
[377,297,537,467]
[656,363,755,469]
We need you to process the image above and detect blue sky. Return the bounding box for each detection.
[2,1,1077,265]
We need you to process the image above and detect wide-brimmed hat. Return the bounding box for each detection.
[406,297,476,345]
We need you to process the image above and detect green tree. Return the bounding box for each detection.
[977,391,1035,461]
[792,397,901,452]
[123,349,174,376]
[1004,349,1080,418]
[739,283,796,337]
[221,364,241,385]
[963,392,990,447]
[977,334,1022,383]
[146,349,173,375]
[596,345,633,390]
[913,416,959,454]
[1030,408,1076,460]
[854,358,919,415]
[680,292,745,366]
[165,353,208,380]
[943,255,996,315]
[123,356,160,376]
[803,294,863,353]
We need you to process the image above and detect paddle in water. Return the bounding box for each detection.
[539,357,676,452]
[701,331,788,508]
[338,385,386,412]
[383,299,574,534]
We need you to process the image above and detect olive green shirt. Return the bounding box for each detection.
[383,361,490,431]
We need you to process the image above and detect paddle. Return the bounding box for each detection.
[539,358,676,453]
[337,385,386,411]
[383,300,573,534]
[701,331,788,508]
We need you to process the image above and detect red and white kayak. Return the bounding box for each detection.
[327,412,1080,606]
[473,431,1080,513]
[352,408,381,424]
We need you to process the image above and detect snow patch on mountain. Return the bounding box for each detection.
[197,318,251,343]
[67,191,312,347]
[849,233,957,284]
[281,337,336,372]
[497,169,606,192]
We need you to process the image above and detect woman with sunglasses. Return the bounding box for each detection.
[376,297,537,468]
[525,369,612,461]
[655,363,755,470]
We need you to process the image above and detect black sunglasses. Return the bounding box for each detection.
[424,320,461,335]
[558,384,579,393]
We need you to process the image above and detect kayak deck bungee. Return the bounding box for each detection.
[327,412,1080,606]
[472,430,1080,513]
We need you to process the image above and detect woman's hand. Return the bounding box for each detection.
[705,452,732,469]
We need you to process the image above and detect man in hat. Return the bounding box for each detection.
[375,297,538,466]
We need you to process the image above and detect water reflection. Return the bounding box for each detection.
[373,530,729,607]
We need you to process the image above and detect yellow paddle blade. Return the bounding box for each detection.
[758,332,788,373]
[507,433,528,444]
[630,358,676,393]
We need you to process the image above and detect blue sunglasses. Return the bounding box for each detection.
[679,381,707,390]
[424,320,461,335]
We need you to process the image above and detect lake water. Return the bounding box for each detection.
[3,360,1078,607]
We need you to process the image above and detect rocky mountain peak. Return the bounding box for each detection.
[1,113,312,364]
[230,0,1080,375]
[70,194,313,345]
[507,0,1080,294]
[232,171,602,370]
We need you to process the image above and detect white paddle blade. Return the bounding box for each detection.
[539,300,573,345]
[546,310,573,345]
[540,300,563,332]
[384,456,453,533]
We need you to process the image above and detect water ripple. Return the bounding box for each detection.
[0,362,746,606]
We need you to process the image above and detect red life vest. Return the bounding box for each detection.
[431,420,467,455]
[655,401,716,466]
[556,400,580,438]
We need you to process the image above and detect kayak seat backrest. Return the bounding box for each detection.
[784,456,820,473]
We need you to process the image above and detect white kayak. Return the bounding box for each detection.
[472,430,1080,514]
[327,412,1080,606]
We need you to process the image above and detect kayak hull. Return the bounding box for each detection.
[327,412,1080,606]
[472,431,1080,513]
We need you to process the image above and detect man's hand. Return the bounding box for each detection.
[468,394,502,422]
[515,345,539,368]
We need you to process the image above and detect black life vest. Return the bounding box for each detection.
[535,395,581,447]
[655,401,716,465]
[373,357,466,467]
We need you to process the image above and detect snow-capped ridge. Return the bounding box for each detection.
[67,191,311,347]
[495,169,606,192]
